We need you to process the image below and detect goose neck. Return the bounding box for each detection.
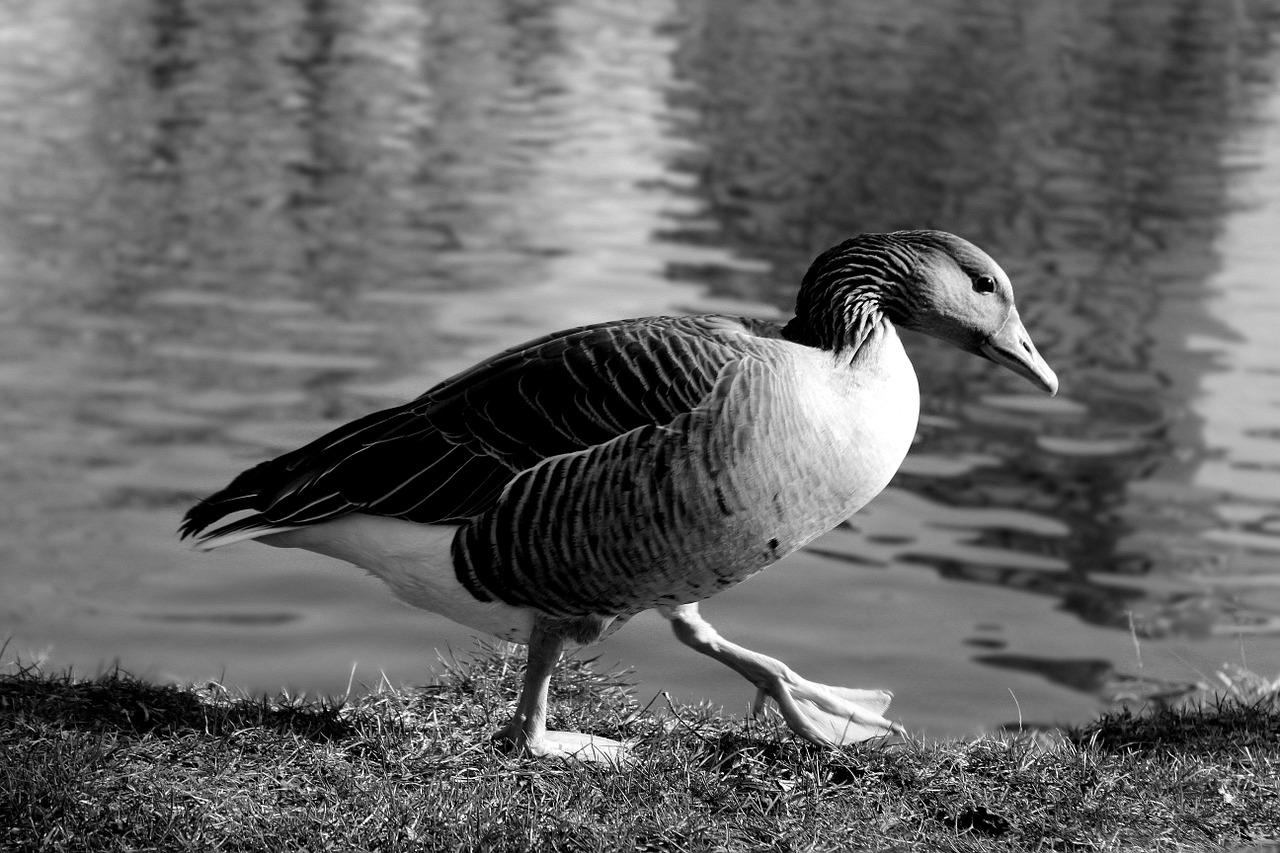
[782,288,892,362]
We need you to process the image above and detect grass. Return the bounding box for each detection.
[2,645,1278,852]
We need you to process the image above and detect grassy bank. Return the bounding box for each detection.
[2,648,1278,852]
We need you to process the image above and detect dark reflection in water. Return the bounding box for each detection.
[3,0,1280,736]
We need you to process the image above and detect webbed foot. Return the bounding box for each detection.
[751,676,904,745]
[493,723,631,765]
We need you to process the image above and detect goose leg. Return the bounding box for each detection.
[660,603,905,745]
[491,616,629,764]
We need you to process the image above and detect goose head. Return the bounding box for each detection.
[788,230,1058,395]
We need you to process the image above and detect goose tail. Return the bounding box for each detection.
[179,458,296,550]
[181,513,296,551]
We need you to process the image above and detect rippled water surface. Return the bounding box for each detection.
[4,0,1280,736]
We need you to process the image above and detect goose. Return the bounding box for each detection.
[180,230,1057,762]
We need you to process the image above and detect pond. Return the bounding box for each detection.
[3,0,1280,738]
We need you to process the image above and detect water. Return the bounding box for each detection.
[3,0,1280,737]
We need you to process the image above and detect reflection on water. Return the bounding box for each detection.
[3,0,1280,736]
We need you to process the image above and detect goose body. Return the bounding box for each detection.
[230,318,919,645]
[182,230,1057,760]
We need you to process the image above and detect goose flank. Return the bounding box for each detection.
[180,229,1058,761]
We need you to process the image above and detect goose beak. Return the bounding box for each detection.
[979,307,1058,395]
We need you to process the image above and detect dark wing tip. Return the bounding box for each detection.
[177,512,200,540]
[178,493,255,541]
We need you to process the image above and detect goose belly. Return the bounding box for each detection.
[259,516,537,642]
[661,401,918,601]
[649,338,921,603]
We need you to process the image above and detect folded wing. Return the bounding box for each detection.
[179,315,780,545]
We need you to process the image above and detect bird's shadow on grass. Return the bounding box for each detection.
[0,660,354,742]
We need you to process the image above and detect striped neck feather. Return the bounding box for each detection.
[782,235,920,356]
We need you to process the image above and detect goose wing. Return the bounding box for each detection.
[179,315,782,544]
[453,354,792,616]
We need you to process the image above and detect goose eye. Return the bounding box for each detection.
[973,275,997,294]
